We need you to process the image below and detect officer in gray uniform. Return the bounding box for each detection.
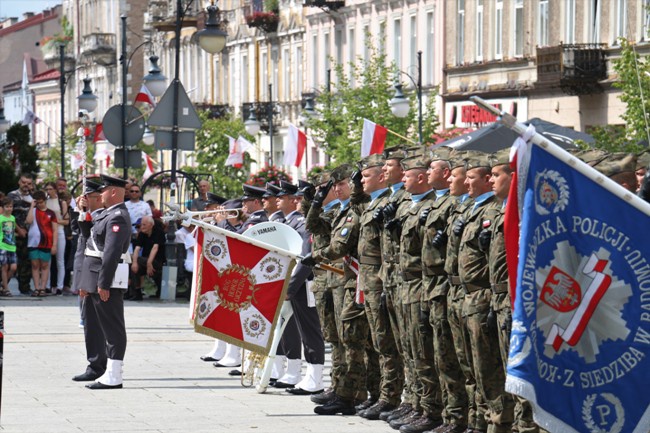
[79,175,132,390]
[71,179,106,382]
[264,182,286,222]
[238,184,268,234]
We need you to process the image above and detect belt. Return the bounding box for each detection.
[491,283,509,294]
[359,256,382,266]
[449,275,462,285]
[462,282,489,294]
[423,265,445,276]
[85,248,132,264]
[402,271,421,281]
[383,255,399,264]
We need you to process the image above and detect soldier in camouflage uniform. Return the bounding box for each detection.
[304,165,371,415]
[458,153,514,433]
[388,153,443,433]
[421,149,468,433]
[348,154,405,420]
[303,171,346,404]
[377,146,418,423]
[444,154,477,432]
[487,150,542,433]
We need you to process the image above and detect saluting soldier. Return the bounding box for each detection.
[351,154,405,420]
[238,184,268,234]
[71,179,106,383]
[457,154,514,432]
[421,148,469,433]
[79,175,132,390]
[390,153,443,433]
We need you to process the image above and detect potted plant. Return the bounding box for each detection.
[244,11,279,33]
[39,16,75,69]
[248,166,292,187]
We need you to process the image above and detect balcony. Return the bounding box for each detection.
[196,103,231,119]
[302,0,345,11]
[242,102,280,133]
[42,43,75,71]
[537,44,607,95]
[80,33,117,66]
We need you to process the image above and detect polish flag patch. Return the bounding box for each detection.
[112,225,120,232]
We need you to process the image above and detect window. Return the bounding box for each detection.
[335,27,343,66]
[457,0,465,64]
[410,15,417,68]
[615,0,627,41]
[426,11,435,84]
[242,55,249,103]
[476,0,483,61]
[271,48,279,100]
[565,0,575,44]
[282,48,290,100]
[495,0,503,59]
[379,21,386,56]
[295,46,303,97]
[312,34,318,87]
[538,0,549,46]
[363,23,370,64]
[324,32,331,75]
[261,51,268,94]
[348,28,356,86]
[394,18,402,69]
[588,0,601,43]
[514,0,524,57]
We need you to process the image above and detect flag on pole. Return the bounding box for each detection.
[504,133,650,433]
[21,110,41,125]
[93,123,106,143]
[361,119,387,157]
[284,123,308,167]
[142,152,155,181]
[191,226,296,353]
[225,135,250,168]
[135,84,156,107]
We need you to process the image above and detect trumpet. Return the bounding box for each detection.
[162,207,243,222]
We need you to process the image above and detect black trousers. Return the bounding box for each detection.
[82,296,107,374]
[290,283,325,364]
[89,289,127,360]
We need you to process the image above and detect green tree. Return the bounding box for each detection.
[183,111,255,198]
[306,36,438,164]
[0,123,39,191]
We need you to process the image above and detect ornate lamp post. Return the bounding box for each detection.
[389,50,423,144]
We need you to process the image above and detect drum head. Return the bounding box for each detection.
[242,221,303,256]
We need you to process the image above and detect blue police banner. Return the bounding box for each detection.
[506,142,650,433]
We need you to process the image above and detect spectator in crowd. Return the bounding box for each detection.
[56,177,77,210]
[59,190,78,294]
[8,174,34,295]
[44,181,70,295]
[125,184,152,239]
[0,197,18,297]
[128,215,165,300]
[26,190,58,297]
[147,199,164,221]
[190,180,212,211]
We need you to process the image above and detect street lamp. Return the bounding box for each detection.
[196,3,228,54]
[244,109,261,135]
[389,50,423,144]
[77,77,98,113]
[142,55,167,98]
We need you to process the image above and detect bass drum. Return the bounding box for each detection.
[242,221,302,256]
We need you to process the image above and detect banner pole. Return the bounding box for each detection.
[386,128,418,145]
[470,96,650,216]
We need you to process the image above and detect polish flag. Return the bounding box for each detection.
[225,135,253,168]
[93,123,106,143]
[135,85,156,107]
[142,152,155,180]
[284,123,308,167]
[361,119,387,157]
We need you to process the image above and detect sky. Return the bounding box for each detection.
[0,0,62,19]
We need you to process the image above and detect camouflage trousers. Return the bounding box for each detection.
[396,293,420,409]
[405,295,443,419]
[462,288,514,433]
[429,278,468,427]
[336,287,375,401]
[15,235,32,293]
[364,288,404,405]
[492,292,543,433]
[314,289,345,390]
[447,283,481,429]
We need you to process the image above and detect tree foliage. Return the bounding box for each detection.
[184,111,255,198]
[0,123,39,192]
[305,36,439,164]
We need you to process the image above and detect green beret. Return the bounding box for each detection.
[358,154,385,171]
[400,154,431,171]
[592,152,637,177]
[331,164,354,182]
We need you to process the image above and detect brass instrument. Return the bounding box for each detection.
[241,350,267,388]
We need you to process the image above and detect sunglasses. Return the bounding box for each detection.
[130,190,140,193]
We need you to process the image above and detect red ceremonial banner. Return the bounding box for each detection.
[191,227,295,354]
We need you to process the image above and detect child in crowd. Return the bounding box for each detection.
[0,197,17,297]
[25,190,58,297]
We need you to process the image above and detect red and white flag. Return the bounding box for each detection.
[284,123,309,167]
[361,118,387,157]
[191,227,295,353]
[93,123,106,143]
[344,255,363,304]
[21,110,41,125]
[142,152,155,181]
[135,84,156,107]
[225,135,253,168]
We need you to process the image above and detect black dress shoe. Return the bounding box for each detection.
[85,382,123,390]
[213,362,241,368]
[286,387,324,395]
[269,378,277,387]
[272,380,296,389]
[228,369,242,376]
[72,371,102,382]
[314,396,356,415]
[200,356,220,362]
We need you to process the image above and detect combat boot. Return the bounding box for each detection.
[381,403,413,422]
[355,396,378,413]
[389,410,422,430]
[314,395,356,415]
[360,400,397,420]
[311,388,336,405]
[399,412,443,433]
